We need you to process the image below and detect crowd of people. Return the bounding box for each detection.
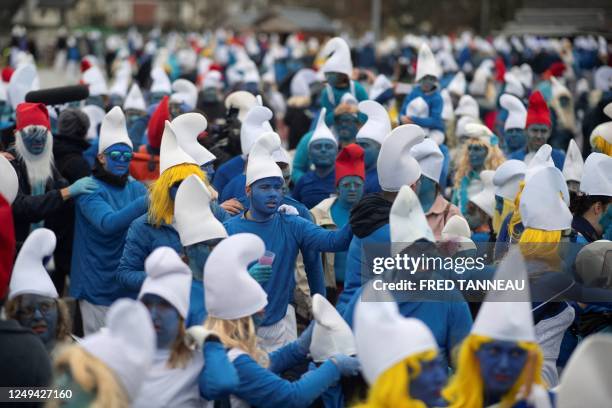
[0,25,611,407]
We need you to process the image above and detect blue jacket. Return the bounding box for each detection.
[342,285,473,367]
[336,224,389,316]
[227,342,341,408]
[400,86,445,132]
[220,173,247,202]
[223,213,352,326]
[187,280,206,328]
[70,178,148,306]
[116,214,183,298]
[292,170,336,209]
[508,147,565,170]
[213,155,245,194]
[198,341,240,401]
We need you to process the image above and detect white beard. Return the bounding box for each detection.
[15,128,55,188]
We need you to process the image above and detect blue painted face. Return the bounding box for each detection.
[325,72,349,89]
[417,175,438,213]
[466,202,487,230]
[504,128,526,152]
[337,176,364,206]
[467,143,489,170]
[334,114,360,145]
[409,355,448,407]
[16,294,58,349]
[248,177,284,221]
[476,340,528,398]
[599,204,612,234]
[103,143,133,176]
[309,140,337,168]
[185,240,220,280]
[356,139,381,170]
[526,124,550,151]
[20,126,48,155]
[495,195,504,214]
[419,75,438,94]
[54,372,95,408]
[85,95,105,110]
[141,294,181,349]
[201,162,216,181]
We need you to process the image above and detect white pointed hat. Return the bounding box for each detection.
[174,175,227,246]
[139,246,192,318]
[310,294,357,363]
[377,124,424,192]
[493,159,526,200]
[9,228,58,300]
[109,73,130,98]
[469,170,496,218]
[159,120,197,174]
[518,63,533,89]
[80,299,155,401]
[524,144,555,182]
[354,287,438,385]
[471,247,535,342]
[172,113,216,166]
[150,66,172,94]
[368,74,393,101]
[404,96,429,118]
[240,105,274,156]
[580,152,612,197]
[589,103,612,147]
[356,100,391,145]
[225,91,258,122]
[170,79,198,109]
[123,83,147,111]
[7,63,39,110]
[440,89,454,121]
[246,132,284,186]
[204,233,268,320]
[308,107,338,147]
[81,105,106,142]
[97,106,133,154]
[290,68,318,98]
[551,76,571,100]
[82,66,108,96]
[454,94,479,118]
[0,155,18,205]
[465,123,493,143]
[447,71,466,97]
[557,334,612,408]
[520,166,572,231]
[503,72,524,98]
[410,138,444,182]
[202,70,223,90]
[455,115,480,139]
[415,43,441,81]
[441,215,477,252]
[390,185,435,250]
[562,139,584,183]
[500,93,527,131]
[320,37,353,77]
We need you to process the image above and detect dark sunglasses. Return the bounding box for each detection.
[107,151,133,161]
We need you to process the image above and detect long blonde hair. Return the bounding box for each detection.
[204,315,269,367]
[167,317,194,369]
[353,350,438,408]
[453,138,506,189]
[442,334,544,408]
[148,163,206,227]
[48,345,129,408]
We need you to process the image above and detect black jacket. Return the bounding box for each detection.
[52,133,92,184]
[349,193,393,238]
[9,152,71,245]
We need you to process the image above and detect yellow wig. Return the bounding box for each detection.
[493,198,515,236]
[353,350,438,408]
[148,163,206,227]
[453,139,506,189]
[592,135,612,156]
[49,345,129,408]
[442,334,544,408]
[519,228,562,270]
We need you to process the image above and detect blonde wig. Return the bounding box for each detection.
[204,315,269,367]
[453,138,506,189]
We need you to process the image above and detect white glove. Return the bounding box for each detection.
[185,326,219,350]
[278,204,299,216]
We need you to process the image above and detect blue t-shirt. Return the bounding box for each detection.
[292,170,336,209]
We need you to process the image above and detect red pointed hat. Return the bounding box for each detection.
[147,96,170,149]
[526,91,551,128]
[335,143,365,186]
[0,194,15,300]
[15,102,51,132]
[1,67,14,83]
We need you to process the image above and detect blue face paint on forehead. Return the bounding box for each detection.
[337,175,364,206]
[334,113,360,145]
[468,143,488,170]
[141,293,181,350]
[476,340,528,400]
[504,128,526,153]
[16,294,58,349]
[104,143,133,176]
[248,176,284,221]
[309,139,337,168]
[21,126,49,155]
[356,139,381,170]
